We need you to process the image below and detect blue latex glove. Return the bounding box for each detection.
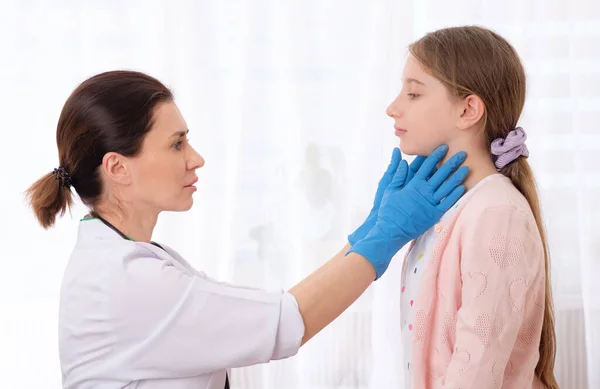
[348,148,427,245]
[348,145,468,279]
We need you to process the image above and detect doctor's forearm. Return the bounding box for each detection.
[288,243,376,346]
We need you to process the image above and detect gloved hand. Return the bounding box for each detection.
[348,148,426,245]
[348,145,468,279]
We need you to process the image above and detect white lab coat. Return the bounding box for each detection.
[58,218,305,389]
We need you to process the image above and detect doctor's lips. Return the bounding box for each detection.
[184,177,198,188]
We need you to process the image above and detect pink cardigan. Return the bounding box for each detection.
[403,174,547,388]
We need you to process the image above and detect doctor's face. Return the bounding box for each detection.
[125,102,205,213]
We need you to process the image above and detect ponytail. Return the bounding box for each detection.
[25,170,74,229]
[500,158,559,389]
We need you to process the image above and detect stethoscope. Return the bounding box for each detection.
[90,212,231,389]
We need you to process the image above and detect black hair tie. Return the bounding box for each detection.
[53,166,72,189]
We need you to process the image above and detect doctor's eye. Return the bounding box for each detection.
[173,141,184,151]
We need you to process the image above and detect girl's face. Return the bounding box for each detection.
[386,55,464,156]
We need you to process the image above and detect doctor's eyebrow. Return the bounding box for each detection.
[170,129,189,138]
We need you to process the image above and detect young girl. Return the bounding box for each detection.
[387,26,559,388]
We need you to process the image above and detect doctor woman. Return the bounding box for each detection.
[26,70,468,389]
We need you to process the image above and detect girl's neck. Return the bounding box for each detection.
[442,141,499,192]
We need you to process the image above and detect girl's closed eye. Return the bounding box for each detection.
[408,93,420,100]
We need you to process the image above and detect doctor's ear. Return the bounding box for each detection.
[456,94,485,131]
[101,152,132,185]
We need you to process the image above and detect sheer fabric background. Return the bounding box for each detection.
[1,1,598,387]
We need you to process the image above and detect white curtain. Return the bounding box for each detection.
[1,1,598,388]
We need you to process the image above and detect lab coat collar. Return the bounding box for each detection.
[76,217,174,262]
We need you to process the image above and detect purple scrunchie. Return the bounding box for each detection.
[490,127,529,170]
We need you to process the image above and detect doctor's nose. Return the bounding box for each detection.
[187,146,205,170]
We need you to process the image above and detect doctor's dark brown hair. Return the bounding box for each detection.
[25,70,173,229]
[409,26,558,388]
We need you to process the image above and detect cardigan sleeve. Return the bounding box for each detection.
[441,205,544,388]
